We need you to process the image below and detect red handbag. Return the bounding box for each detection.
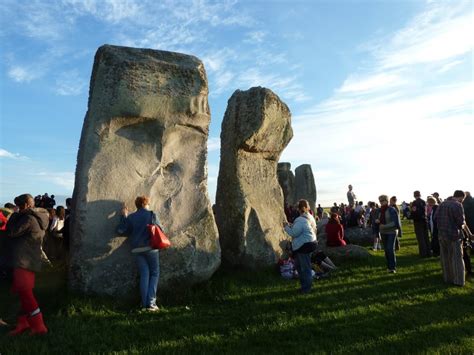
[148,224,171,250]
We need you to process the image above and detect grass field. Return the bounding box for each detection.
[1,220,473,354]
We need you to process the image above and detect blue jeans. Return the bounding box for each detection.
[382,232,397,271]
[294,252,313,292]
[135,249,159,308]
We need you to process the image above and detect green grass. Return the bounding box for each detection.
[1,220,473,354]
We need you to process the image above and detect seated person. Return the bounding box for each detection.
[325,213,347,247]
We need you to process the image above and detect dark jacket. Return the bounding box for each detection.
[411,198,427,222]
[379,206,401,235]
[463,195,474,232]
[7,208,49,272]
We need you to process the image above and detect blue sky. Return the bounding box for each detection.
[0,0,472,207]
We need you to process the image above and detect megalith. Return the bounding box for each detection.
[277,162,296,206]
[294,164,317,212]
[215,87,293,267]
[70,45,220,296]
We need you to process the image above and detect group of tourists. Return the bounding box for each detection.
[0,185,473,335]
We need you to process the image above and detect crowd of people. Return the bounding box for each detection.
[0,193,73,335]
[281,185,473,293]
[0,186,473,334]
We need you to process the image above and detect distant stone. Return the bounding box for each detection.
[216,87,293,267]
[277,162,296,206]
[323,244,370,260]
[344,227,373,246]
[70,45,220,296]
[294,164,317,212]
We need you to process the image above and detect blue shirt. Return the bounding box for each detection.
[117,208,161,249]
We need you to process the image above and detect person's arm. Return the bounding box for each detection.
[7,215,32,238]
[453,204,465,229]
[284,218,304,239]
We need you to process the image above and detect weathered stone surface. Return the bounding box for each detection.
[316,224,371,260]
[216,87,293,267]
[323,244,370,260]
[344,227,373,246]
[294,164,317,212]
[70,45,220,296]
[277,162,295,206]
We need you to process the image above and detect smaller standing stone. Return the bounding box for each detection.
[277,162,296,207]
[295,164,317,212]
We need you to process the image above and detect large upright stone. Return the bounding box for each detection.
[295,164,317,212]
[277,162,295,206]
[216,87,293,267]
[70,45,220,296]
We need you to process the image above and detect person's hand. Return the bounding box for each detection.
[121,205,128,217]
[375,219,380,224]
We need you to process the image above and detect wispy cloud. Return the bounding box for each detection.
[7,65,42,83]
[55,69,88,96]
[0,149,29,160]
[35,171,75,190]
[282,1,474,206]
[207,137,221,152]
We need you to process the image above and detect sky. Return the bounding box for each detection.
[0,0,473,207]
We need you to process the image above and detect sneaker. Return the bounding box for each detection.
[388,269,397,274]
[147,305,160,312]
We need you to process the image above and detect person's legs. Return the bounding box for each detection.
[136,254,150,308]
[10,268,47,335]
[145,250,160,308]
[382,233,397,271]
[439,237,452,283]
[295,252,312,292]
[451,239,465,286]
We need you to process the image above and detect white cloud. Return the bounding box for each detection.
[376,2,473,69]
[36,172,75,190]
[7,65,41,83]
[207,137,221,152]
[244,30,267,44]
[0,149,28,160]
[55,69,88,96]
[282,1,474,207]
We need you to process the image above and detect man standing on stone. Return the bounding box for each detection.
[347,185,356,207]
[434,190,467,286]
[411,191,431,257]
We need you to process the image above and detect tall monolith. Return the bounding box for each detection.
[277,162,296,206]
[70,45,220,296]
[295,164,317,212]
[215,87,293,267]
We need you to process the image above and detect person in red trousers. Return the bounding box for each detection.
[325,213,347,247]
[7,193,49,336]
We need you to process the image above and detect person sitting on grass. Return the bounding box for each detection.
[117,196,162,312]
[7,193,49,335]
[325,213,347,247]
[283,199,318,294]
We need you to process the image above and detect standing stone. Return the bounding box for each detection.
[294,164,317,212]
[277,162,296,207]
[70,45,220,296]
[215,87,293,267]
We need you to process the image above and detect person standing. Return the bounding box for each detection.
[284,199,318,294]
[117,196,161,311]
[347,184,356,207]
[378,195,401,273]
[390,196,402,251]
[411,191,431,257]
[434,190,467,286]
[463,191,474,232]
[7,194,49,335]
[427,196,440,256]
